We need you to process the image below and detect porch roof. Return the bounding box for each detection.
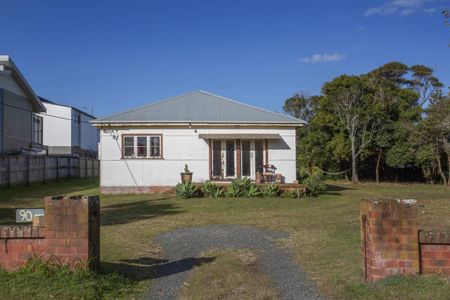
[198,133,280,139]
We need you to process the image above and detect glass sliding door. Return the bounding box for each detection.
[225,140,235,178]
[241,140,251,177]
[212,140,222,179]
[255,140,264,175]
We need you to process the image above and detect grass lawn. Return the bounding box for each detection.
[1,179,450,299]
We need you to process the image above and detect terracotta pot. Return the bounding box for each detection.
[180,172,193,184]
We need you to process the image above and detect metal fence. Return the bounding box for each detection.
[0,155,99,186]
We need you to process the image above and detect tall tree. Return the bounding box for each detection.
[283,92,314,122]
[410,65,444,107]
[412,96,450,187]
[322,75,379,183]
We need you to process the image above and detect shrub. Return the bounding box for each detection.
[300,166,326,196]
[176,182,199,199]
[263,184,282,197]
[246,184,262,197]
[285,188,306,198]
[226,177,252,197]
[202,181,224,198]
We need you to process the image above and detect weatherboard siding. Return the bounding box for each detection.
[99,127,296,187]
[2,90,33,153]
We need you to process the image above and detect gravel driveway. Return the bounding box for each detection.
[146,224,323,300]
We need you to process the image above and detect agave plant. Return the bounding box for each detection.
[285,188,306,198]
[176,182,199,199]
[246,184,262,197]
[226,177,253,197]
[212,186,225,198]
[202,181,224,198]
[263,184,282,197]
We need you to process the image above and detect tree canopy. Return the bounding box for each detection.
[285,62,448,185]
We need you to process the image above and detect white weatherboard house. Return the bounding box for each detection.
[92,91,305,194]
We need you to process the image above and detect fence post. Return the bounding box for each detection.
[43,156,47,184]
[26,156,30,186]
[7,156,11,187]
[91,159,94,178]
[56,156,60,181]
[68,157,72,179]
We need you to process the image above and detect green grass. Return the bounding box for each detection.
[0,259,133,300]
[1,179,450,299]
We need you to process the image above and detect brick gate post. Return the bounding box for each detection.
[360,198,420,281]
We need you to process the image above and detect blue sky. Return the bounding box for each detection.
[2,0,449,117]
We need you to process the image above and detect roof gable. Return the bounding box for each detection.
[94,91,304,125]
[0,55,46,113]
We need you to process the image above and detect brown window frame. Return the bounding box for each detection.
[121,134,163,159]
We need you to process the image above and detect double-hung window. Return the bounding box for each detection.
[122,135,162,159]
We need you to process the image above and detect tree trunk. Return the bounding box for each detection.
[375,148,382,183]
[436,155,447,188]
[351,138,359,184]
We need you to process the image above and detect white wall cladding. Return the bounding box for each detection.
[41,103,72,147]
[40,103,99,154]
[99,127,297,187]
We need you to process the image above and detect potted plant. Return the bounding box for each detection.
[180,164,193,184]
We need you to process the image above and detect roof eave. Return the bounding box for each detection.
[0,56,46,113]
[90,120,305,127]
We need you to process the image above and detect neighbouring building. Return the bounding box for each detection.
[92,90,305,194]
[0,55,46,154]
[38,98,99,158]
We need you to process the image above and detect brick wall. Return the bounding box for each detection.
[361,198,450,281]
[419,230,450,275]
[360,198,420,281]
[0,226,46,270]
[0,195,100,271]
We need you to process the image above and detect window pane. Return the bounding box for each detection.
[124,137,134,157]
[150,137,161,157]
[124,147,134,157]
[150,137,160,147]
[137,137,147,157]
[150,146,160,157]
[124,137,134,147]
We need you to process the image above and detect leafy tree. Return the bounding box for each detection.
[410,65,443,107]
[413,96,450,186]
[283,92,315,122]
[322,75,380,183]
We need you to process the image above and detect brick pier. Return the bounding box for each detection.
[361,198,450,281]
[0,195,100,271]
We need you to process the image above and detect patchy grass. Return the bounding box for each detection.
[179,249,278,300]
[0,258,133,300]
[1,179,450,299]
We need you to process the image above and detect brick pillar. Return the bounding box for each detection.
[44,195,100,269]
[360,198,420,281]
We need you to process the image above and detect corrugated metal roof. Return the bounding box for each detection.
[93,91,305,125]
[198,133,281,139]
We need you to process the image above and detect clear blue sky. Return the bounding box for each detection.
[2,0,449,117]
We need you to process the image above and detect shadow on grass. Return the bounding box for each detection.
[318,184,355,196]
[101,257,216,281]
[101,199,183,226]
[325,184,354,192]
[0,178,99,202]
